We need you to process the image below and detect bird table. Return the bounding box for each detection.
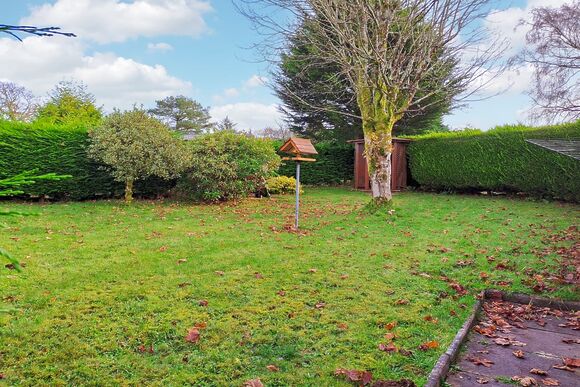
[279,138,318,230]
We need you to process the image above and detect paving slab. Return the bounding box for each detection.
[446,299,579,387]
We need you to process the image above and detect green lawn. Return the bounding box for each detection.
[1,188,577,385]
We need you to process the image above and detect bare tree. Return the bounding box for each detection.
[516,1,579,122]
[0,82,38,122]
[0,25,75,41]
[238,0,506,204]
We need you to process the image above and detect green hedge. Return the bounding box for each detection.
[408,121,580,201]
[0,121,173,200]
[276,141,354,185]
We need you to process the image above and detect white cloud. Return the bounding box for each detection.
[0,36,191,110]
[210,103,282,130]
[469,64,534,95]
[147,42,173,53]
[22,0,212,44]
[244,75,268,88]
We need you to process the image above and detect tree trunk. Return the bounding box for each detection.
[356,81,401,206]
[364,132,393,204]
[125,178,134,204]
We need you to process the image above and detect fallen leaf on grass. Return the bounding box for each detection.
[244,379,264,387]
[337,323,348,331]
[334,368,373,385]
[513,350,525,358]
[254,272,263,279]
[177,258,187,264]
[399,349,413,357]
[384,333,395,341]
[0,374,4,380]
[266,364,279,372]
[542,378,559,386]
[530,369,547,375]
[277,290,286,296]
[450,282,468,295]
[215,271,224,276]
[563,358,580,367]
[194,322,207,329]
[385,322,397,330]
[315,301,326,309]
[419,341,439,351]
[198,300,208,307]
[340,274,349,279]
[468,356,494,367]
[476,378,489,384]
[185,328,200,344]
[379,343,398,352]
[137,344,154,353]
[308,268,317,273]
[395,299,409,305]
[424,315,438,323]
[159,246,168,252]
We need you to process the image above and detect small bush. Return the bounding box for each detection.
[408,121,580,201]
[266,176,302,195]
[176,131,281,202]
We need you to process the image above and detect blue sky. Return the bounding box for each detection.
[0,0,568,131]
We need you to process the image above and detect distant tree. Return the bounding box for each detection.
[261,126,293,140]
[275,25,452,142]
[515,1,580,122]
[0,81,38,122]
[0,24,75,41]
[88,108,190,203]
[35,81,102,126]
[216,116,237,131]
[149,96,212,134]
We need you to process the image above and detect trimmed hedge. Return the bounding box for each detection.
[276,141,354,185]
[0,121,173,199]
[408,121,580,201]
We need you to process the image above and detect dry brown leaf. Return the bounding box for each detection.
[563,358,580,368]
[385,321,397,330]
[542,378,559,386]
[215,271,224,276]
[308,268,317,273]
[378,343,398,352]
[468,356,494,367]
[395,299,409,305]
[513,350,525,359]
[511,376,537,386]
[530,369,547,375]
[384,333,395,341]
[315,301,326,309]
[337,323,348,331]
[244,379,264,387]
[266,364,279,372]
[185,328,200,344]
[476,378,490,384]
[335,368,373,385]
[494,337,512,346]
[198,299,208,307]
[419,340,439,351]
[552,364,574,372]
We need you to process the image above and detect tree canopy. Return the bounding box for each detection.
[275,23,451,142]
[35,81,102,127]
[0,81,37,122]
[149,96,212,134]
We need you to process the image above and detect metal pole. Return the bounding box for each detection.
[295,161,301,230]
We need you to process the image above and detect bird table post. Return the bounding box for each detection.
[279,138,318,230]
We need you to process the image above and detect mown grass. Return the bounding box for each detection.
[0,188,577,385]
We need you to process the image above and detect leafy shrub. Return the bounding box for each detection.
[176,131,281,202]
[408,121,580,201]
[266,176,302,194]
[276,141,354,185]
[0,120,175,200]
[88,108,190,203]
